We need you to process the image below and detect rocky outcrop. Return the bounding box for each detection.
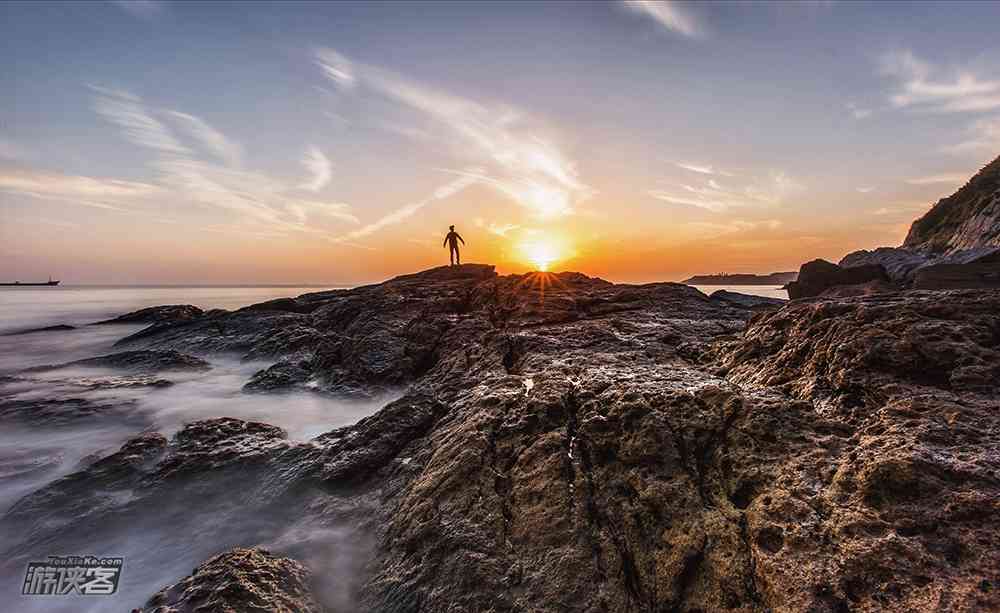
[904,155,1000,254]
[833,156,1000,291]
[94,304,205,325]
[914,259,1000,290]
[2,265,997,612]
[2,324,75,336]
[137,547,322,613]
[784,259,892,299]
[24,350,211,374]
[840,245,999,286]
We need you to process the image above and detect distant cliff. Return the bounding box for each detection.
[903,154,1000,254]
[683,271,797,285]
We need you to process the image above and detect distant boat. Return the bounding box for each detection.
[0,277,60,287]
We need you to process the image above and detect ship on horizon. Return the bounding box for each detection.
[0,276,60,287]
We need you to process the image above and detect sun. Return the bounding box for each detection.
[518,239,561,272]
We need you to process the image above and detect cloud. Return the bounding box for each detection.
[649,170,802,212]
[315,48,592,223]
[944,116,1000,154]
[622,1,702,38]
[0,167,159,210]
[682,218,783,240]
[109,0,165,19]
[856,186,875,193]
[905,173,967,185]
[315,48,356,89]
[674,162,734,176]
[475,218,520,237]
[91,87,357,234]
[299,146,332,192]
[91,85,190,155]
[333,172,479,243]
[166,111,243,167]
[879,50,1000,113]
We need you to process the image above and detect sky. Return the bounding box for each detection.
[2,0,999,285]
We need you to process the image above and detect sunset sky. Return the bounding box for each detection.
[3,1,999,284]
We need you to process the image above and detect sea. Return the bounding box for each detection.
[688,284,788,300]
[0,285,395,611]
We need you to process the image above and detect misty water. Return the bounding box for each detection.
[689,284,788,300]
[0,285,395,611]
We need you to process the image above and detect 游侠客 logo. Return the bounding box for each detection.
[22,556,123,596]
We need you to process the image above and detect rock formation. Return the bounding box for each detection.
[783,259,892,299]
[135,547,322,613]
[904,155,1000,254]
[2,264,997,611]
[840,155,1000,288]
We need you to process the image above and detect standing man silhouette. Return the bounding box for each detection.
[443,225,465,266]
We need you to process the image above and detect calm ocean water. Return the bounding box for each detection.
[689,284,788,300]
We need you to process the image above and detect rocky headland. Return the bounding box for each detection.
[2,260,998,612]
[784,155,1000,299]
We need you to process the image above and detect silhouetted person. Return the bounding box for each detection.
[443,225,465,266]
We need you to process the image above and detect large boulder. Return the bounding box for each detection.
[784,259,891,299]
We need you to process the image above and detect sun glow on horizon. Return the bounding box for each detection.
[517,235,573,272]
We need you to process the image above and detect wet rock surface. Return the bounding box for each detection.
[23,350,212,374]
[1,265,997,611]
[136,547,322,613]
[94,304,206,325]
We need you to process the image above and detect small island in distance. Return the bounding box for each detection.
[682,271,797,285]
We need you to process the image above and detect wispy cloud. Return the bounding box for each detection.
[622,1,702,39]
[333,171,479,243]
[91,85,190,155]
[879,50,1000,113]
[91,87,357,234]
[856,186,875,193]
[0,167,159,210]
[905,173,967,185]
[299,146,332,192]
[650,170,802,212]
[682,218,783,240]
[674,161,734,176]
[166,111,243,167]
[315,48,592,224]
[475,218,520,237]
[109,0,165,20]
[945,116,1000,154]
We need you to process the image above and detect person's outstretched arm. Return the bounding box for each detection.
[457,233,465,245]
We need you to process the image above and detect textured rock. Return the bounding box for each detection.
[137,547,322,613]
[2,266,997,612]
[24,350,211,374]
[914,259,1000,290]
[784,259,891,299]
[94,304,205,325]
[904,155,1000,254]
